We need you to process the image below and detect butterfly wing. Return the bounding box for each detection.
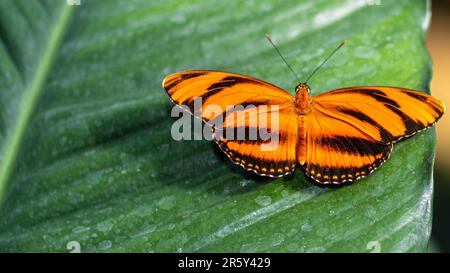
[214,106,298,177]
[163,70,298,177]
[303,86,445,184]
[312,87,445,144]
[163,70,294,123]
[303,107,393,184]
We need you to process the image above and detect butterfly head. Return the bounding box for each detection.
[295,83,312,113]
[295,83,311,94]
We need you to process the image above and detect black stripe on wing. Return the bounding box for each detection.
[164,71,207,92]
[343,89,400,107]
[384,104,425,136]
[201,76,262,103]
[183,77,264,113]
[402,90,444,116]
[315,136,387,156]
[329,107,396,143]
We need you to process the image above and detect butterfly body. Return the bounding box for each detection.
[293,83,312,165]
[163,70,445,185]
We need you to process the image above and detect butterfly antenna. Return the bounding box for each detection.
[304,40,347,84]
[265,34,301,83]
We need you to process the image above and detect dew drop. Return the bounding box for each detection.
[87,171,103,185]
[271,233,285,246]
[308,246,326,253]
[286,242,300,252]
[72,226,90,234]
[354,46,377,59]
[97,240,112,251]
[372,186,384,197]
[255,195,272,207]
[96,219,114,233]
[240,243,258,252]
[157,196,176,210]
[301,222,312,232]
[170,14,186,24]
[130,225,157,238]
[364,205,377,220]
[259,3,273,12]
[239,179,252,187]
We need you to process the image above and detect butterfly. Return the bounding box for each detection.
[162,37,445,185]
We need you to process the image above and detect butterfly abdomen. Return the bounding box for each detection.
[297,115,308,165]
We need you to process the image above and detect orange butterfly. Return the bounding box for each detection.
[162,36,445,185]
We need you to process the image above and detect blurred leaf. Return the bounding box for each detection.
[0,0,434,252]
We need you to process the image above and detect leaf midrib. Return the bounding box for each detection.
[0,5,74,209]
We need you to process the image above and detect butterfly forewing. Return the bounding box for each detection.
[313,87,445,144]
[163,70,293,123]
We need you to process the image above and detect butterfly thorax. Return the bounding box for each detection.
[294,83,312,114]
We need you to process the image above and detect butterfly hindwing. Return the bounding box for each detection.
[214,107,298,177]
[313,87,445,144]
[303,107,393,184]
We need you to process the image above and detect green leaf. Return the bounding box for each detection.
[0,0,434,252]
